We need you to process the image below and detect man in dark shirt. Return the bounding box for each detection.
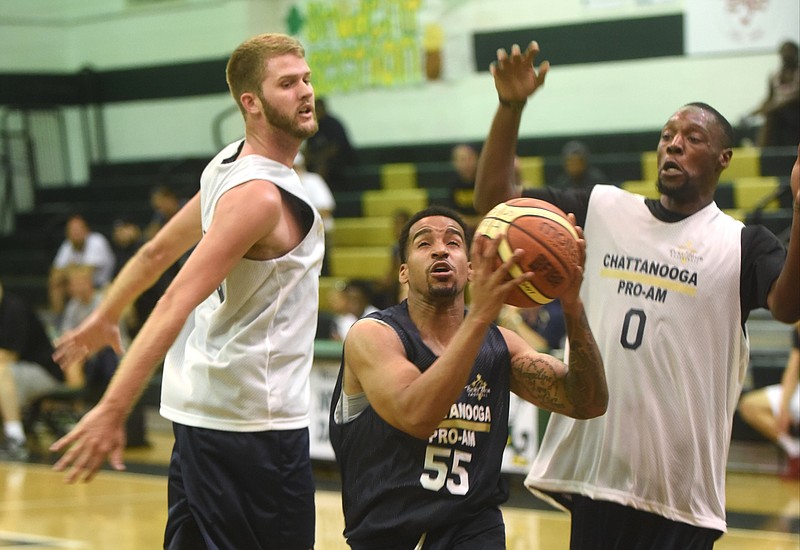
[0,281,65,460]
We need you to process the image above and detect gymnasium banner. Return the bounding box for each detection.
[289,0,425,95]
[685,0,800,55]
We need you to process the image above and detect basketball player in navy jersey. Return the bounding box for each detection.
[49,34,323,550]
[329,205,607,549]
[474,42,800,549]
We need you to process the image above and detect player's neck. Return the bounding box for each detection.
[408,295,465,345]
[241,125,301,167]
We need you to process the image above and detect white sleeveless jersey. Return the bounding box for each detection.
[525,185,748,532]
[160,141,325,432]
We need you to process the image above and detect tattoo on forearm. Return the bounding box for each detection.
[512,355,569,413]
[563,308,607,417]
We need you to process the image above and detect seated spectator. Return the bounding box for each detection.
[294,151,336,275]
[520,300,567,352]
[328,279,380,342]
[111,217,143,272]
[739,323,800,480]
[554,140,608,188]
[448,143,480,223]
[752,40,800,147]
[0,281,66,460]
[144,185,187,241]
[304,97,357,192]
[111,217,168,339]
[59,265,121,402]
[496,305,549,352]
[48,213,115,319]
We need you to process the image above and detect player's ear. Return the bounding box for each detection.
[399,263,408,285]
[240,92,260,114]
[467,260,473,282]
[718,147,732,170]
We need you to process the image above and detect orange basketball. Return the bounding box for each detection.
[476,198,579,307]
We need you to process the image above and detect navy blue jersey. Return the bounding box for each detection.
[329,301,512,548]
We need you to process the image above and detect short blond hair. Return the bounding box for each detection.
[226,33,306,115]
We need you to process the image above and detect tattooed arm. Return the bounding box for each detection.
[503,298,607,419]
[502,219,607,419]
[503,216,606,418]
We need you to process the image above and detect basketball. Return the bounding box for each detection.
[476,198,579,307]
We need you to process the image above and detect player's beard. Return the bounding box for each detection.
[258,91,318,140]
[656,176,696,203]
[427,281,460,299]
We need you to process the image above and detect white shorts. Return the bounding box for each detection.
[766,383,800,423]
[11,361,62,406]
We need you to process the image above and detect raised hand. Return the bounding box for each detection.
[468,233,534,325]
[491,41,550,104]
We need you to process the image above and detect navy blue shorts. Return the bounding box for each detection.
[569,494,723,550]
[349,505,505,550]
[163,423,315,550]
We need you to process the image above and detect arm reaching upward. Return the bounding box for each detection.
[474,41,549,214]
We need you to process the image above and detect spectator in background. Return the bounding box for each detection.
[0,281,66,460]
[111,217,178,339]
[521,300,566,352]
[111,217,143,271]
[554,140,608,188]
[144,185,186,241]
[59,265,120,401]
[328,279,380,342]
[304,97,357,192]
[294,151,336,275]
[739,322,800,480]
[448,143,480,222]
[48,214,115,320]
[752,40,800,148]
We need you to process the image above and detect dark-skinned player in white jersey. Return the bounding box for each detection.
[474,41,800,549]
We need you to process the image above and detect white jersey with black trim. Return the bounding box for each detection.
[160,140,325,432]
[525,184,748,532]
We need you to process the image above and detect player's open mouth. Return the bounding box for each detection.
[430,261,453,277]
[660,160,683,175]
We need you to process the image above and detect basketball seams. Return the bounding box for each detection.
[495,206,578,240]
[476,198,579,308]
[508,221,574,273]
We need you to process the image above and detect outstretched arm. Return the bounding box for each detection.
[50,181,286,482]
[53,193,202,367]
[767,145,800,323]
[474,41,549,214]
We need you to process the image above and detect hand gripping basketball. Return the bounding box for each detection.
[476,198,580,307]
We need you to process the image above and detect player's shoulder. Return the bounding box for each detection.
[742,223,783,251]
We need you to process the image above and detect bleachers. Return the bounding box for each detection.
[1,140,795,313]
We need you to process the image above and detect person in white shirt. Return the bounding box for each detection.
[48,214,115,317]
[295,150,336,274]
[49,33,324,550]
